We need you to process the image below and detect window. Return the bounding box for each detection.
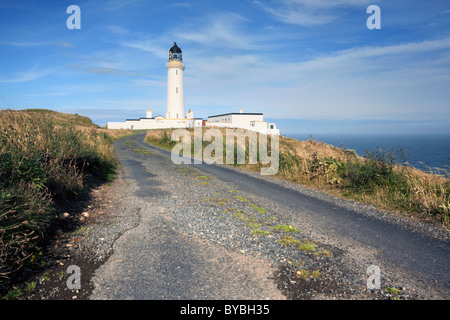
[176,87,178,93]
[176,69,178,75]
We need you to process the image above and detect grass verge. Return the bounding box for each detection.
[0,109,132,284]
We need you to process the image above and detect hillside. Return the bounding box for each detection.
[0,109,132,284]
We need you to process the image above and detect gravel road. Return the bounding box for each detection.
[86,132,449,300]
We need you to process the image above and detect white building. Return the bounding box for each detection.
[107,43,280,135]
[206,107,280,135]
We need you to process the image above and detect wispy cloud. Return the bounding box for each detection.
[172,12,262,50]
[120,38,168,59]
[55,41,74,49]
[26,92,68,97]
[67,64,145,76]
[0,67,53,83]
[107,25,131,36]
[254,0,365,26]
[185,37,450,120]
[3,41,75,48]
[4,41,49,47]
[103,0,144,11]
[132,79,166,87]
[167,2,192,9]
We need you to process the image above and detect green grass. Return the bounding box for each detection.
[234,212,244,219]
[248,203,266,214]
[299,242,316,252]
[132,148,154,155]
[251,230,271,236]
[296,269,321,280]
[246,222,261,229]
[273,224,300,233]
[276,235,301,246]
[235,196,250,202]
[385,287,403,295]
[318,249,332,257]
[3,288,23,300]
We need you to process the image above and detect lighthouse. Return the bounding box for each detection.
[107,42,279,135]
[166,42,185,119]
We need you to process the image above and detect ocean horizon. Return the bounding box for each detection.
[286,133,450,177]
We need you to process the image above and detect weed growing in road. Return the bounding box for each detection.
[249,203,266,214]
[234,212,244,219]
[252,229,271,236]
[247,222,261,229]
[296,269,321,280]
[273,224,300,233]
[132,148,154,155]
[235,196,249,202]
[318,249,333,257]
[299,242,316,252]
[276,235,301,246]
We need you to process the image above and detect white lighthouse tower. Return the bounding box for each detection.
[166,42,185,119]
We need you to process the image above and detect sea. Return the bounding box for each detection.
[286,133,450,177]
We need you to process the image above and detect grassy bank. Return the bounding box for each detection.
[145,128,449,228]
[0,109,132,280]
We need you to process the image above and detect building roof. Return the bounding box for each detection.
[169,42,182,53]
[126,117,203,121]
[208,112,263,118]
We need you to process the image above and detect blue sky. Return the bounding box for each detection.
[1,0,449,135]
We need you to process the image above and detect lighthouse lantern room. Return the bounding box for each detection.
[166,42,185,119]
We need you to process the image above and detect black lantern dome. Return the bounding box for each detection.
[169,42,182,61]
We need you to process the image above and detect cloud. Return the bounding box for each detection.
[55,41,74,48]
[26,92,68,97]
[184,37,450,121]
[67,64,145,76]
[0,67,53,83]
[4,41,49,47]
[167,2,192,8]
[132,79,166,87]
[172,12,261,50]
[254,0,365,26]
[107,25,131,36]
[120,37,168,59]
[3,41,75,48]
[103,0,144,11]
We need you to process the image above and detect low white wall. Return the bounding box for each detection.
[107,119,201,130]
